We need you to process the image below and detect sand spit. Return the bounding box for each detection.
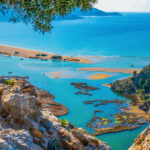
[78,67,142,74]
[89,74,110,80]
[0,44,90,63]
[102,84,111,87]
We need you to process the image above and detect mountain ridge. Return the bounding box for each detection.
[57,8,122,20]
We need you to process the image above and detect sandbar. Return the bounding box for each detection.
[0,44,90,64]
[78,67,141,74]
[102,84,111,87]
[89,74,110,80]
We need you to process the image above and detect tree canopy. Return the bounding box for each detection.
[0,0,97,33]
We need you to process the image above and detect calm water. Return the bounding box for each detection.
[0,13,150,57]
[0,13,150,150]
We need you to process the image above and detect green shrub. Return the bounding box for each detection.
[4,79,15,85]
[133,70,137,77]
[59,118,68,127]
[41,53,48,57]
[36,54,41,57]
[47,138,57,150]
[51,55,62,60]
[14,51,19,55]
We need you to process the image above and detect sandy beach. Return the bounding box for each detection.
[89,74,110,79]
[78,67,141,74]
[0,45,90,64]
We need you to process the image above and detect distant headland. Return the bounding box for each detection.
[57,8,122,20]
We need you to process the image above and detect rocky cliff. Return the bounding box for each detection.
[0,76,111,150]
[129,126,150,150]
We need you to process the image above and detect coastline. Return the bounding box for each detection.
[78,67,142,74]
[0,44,91,64]
[0,44,147,138]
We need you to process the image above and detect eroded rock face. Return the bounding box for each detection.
[0,127,42,150]
[1,93,40,118]
[0,77,111,150]
[129,126,150,150]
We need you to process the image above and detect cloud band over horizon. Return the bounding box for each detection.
[94,0,150,12]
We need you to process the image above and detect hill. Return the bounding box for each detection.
[57,8,121,20]
[73,8,121,16]
[111,64,150,100]
[111,64,150,112]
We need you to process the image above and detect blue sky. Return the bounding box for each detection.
[94,0,150,12]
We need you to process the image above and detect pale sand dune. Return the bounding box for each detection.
[78,67,141,74]
[89,74,110,79]
[0,44,90,64]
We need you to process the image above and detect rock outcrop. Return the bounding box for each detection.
[129,126,150,150]
[111,64,150,103]
[0,76,111,150]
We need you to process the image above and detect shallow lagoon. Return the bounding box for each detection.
[0,55,149,150]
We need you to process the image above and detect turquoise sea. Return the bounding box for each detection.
[0,13,150,150]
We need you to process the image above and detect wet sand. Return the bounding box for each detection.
[78,67,141,74]
[89,74,110,80]
[0,44,90,63]
[102,84,111,87]
[48,72,63,79]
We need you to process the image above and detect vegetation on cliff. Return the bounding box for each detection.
[111,64,150,115]
[111,64,150,102]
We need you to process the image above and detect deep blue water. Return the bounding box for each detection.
[0,13,150,150]
[0,13,150,57]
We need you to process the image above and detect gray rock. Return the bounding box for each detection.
[129,126,150,150]
[1,93,40,118]
[0,129,42,150]
[0,78,112,150]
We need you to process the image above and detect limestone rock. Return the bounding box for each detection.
[40,109,112,150]
[129,126,150,150]
[0,128,42,150]
[71,128,111,150]
[1,93,40,119]
[0,77,112,150]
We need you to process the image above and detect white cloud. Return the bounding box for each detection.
[94,0,150,12]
